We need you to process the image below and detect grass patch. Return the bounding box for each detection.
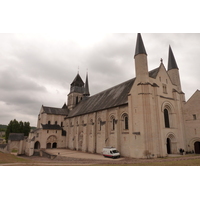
[0,152,34,164]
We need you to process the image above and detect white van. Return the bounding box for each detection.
[102,147,120,159]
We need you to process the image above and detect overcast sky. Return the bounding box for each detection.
[0,33,200,126]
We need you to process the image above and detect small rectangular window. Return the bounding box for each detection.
[193,114,197,120]
[163,84,167,94]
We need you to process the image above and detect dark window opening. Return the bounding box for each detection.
[164,109,170,128]
[55,121,57,125]
[124,116,129,130]
[193,114,197,120]
[61,122,63,127]
[76,96,79,105]
[48,121,51,124]
[112,118,115,130]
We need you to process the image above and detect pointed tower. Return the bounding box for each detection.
[83,72,90,97]
[134,33,149,83]
[167,46,182,92]
[67,73,84,110]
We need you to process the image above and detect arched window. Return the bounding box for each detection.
[110,116,115,131]
[112,118,115,130]
[46,143,51,149]
[122,114,129,130]
[164,109,170,128]
[52,142,57,148]
[124,116,129,130]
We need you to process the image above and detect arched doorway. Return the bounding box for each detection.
[52,142,57,148]
[46,143,51,149]
[194,142,200,154]
[166,138,171,154]
[34,141,40,149]
[46,135,57,149]
[166,133,177,154]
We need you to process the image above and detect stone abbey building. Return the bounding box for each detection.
[12,33,200,158]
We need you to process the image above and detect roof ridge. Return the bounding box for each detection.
[90,78,136,97]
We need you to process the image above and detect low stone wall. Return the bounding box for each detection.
[39,150,57,160]
[0,144,8,153]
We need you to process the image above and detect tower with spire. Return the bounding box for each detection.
[167,45,182,92]
[67,71,90,110]
[83,72,90,97]
[67,73,84,110]
[134,33,149,83]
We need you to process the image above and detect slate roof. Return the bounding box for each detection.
[41,124,62,130]
[42,106,69,116]
[83,73,90,96]
[68,67,160,118]
[149,66,160,79]
[134,33,147,57]
[71,73,84,87]
[168,46,179,70]
[9,133,24,141]
[68,78,136,117]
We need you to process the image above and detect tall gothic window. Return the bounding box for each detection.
[110,116,115,131]
[122,114,129,130]
[164,109,170,128]
[76,96,79,105]
[112,118,115,130]
[124,116,129,130]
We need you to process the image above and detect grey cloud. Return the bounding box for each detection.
[0,33,200,125]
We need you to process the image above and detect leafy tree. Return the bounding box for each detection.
[5,119,31,142]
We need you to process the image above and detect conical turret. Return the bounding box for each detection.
[134,33,149,83]
[83,72,90,97]
[167,45,182,92]
[168,45,179,70]
[134,33,147,57]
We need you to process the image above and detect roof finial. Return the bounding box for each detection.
[161,58,163,63]
[78,66,79,74]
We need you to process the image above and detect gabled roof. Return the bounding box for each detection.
[68,78,136,117]
[41,124,62,130]
[68,67,160,118]
[42,106,69,116]
[9,133,24,141]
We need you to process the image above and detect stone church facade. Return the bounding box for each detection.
[23,33,200,158]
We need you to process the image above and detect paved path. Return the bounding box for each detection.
[45,149,123,161]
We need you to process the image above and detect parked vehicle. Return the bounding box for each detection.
[102,147,120,159]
